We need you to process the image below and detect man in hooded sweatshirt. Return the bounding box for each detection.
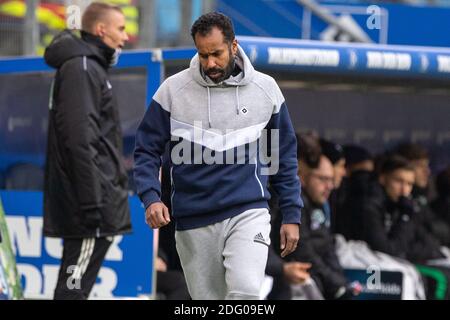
[134,12,303,300]
[43,2,132,300]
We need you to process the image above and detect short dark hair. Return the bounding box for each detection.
[394,142,429,161]
[190,12,235,44]
[296,132,322,169]
[379,154,414,175]
[319,138,344,165]
[82,2,123,33]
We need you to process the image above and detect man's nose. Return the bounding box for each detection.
[206,57,216,69]
[124,32,129,42]
[400,184,411,196]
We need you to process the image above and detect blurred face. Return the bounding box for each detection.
[95,10,129,49]
[333,158,346,189]
[411,158,430,188]
[380,169,415,202]
[195,27,238,83]
[302,156,334,205]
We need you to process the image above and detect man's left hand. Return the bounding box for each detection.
[280,224,300,258]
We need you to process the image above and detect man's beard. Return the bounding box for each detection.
[205,49,235,83]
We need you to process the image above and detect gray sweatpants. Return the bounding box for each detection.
[175,208,271,300]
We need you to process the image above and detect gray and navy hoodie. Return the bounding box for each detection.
[134,45,303,230]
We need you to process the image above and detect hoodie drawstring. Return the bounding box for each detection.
[207,86,212,128]
[235,86,240,115]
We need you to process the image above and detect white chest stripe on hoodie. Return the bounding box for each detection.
[170,118,267,152]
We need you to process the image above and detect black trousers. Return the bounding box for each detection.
[157,270,191,300]
[54,237,112,300]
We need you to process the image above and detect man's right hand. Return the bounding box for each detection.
[146,202,170,229]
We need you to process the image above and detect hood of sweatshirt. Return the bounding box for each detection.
[44,29,114,69]
[189,45,256,127]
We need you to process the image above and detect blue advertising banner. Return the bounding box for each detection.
[161,37,450,81]
[238,36,450,80]
[0,191,155,299]
[344,268,403,300]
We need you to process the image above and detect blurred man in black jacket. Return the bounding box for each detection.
[43,2,132,299]
[361,154,450,299]
[394,143,450,247]
[361,154,445,262]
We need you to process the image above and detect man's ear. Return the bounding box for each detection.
[231,39,238,55]
[94,22,106,37]
[298,160,309,185]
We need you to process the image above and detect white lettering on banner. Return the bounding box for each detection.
[268,48,340,67]
[437,55,450,73]
[353,129,376,144]
[7,117,32,132]
[366,52,411,70]
[105,236,124,261]
[43,265,60,296]
[6,216,124,298]
[17,264,117,299]
[45,238,63,259]
[383,130,404,143]
[17,264,42,295]
[420,54,429,72]
[90,268,118,298]
[411,130,432,143]
[6,216,42,257]
[364,283,402,295]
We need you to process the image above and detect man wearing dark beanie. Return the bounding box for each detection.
[343,145,374,175]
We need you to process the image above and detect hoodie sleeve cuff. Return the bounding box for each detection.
[281,207,302,225]
[141,190,161,209]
